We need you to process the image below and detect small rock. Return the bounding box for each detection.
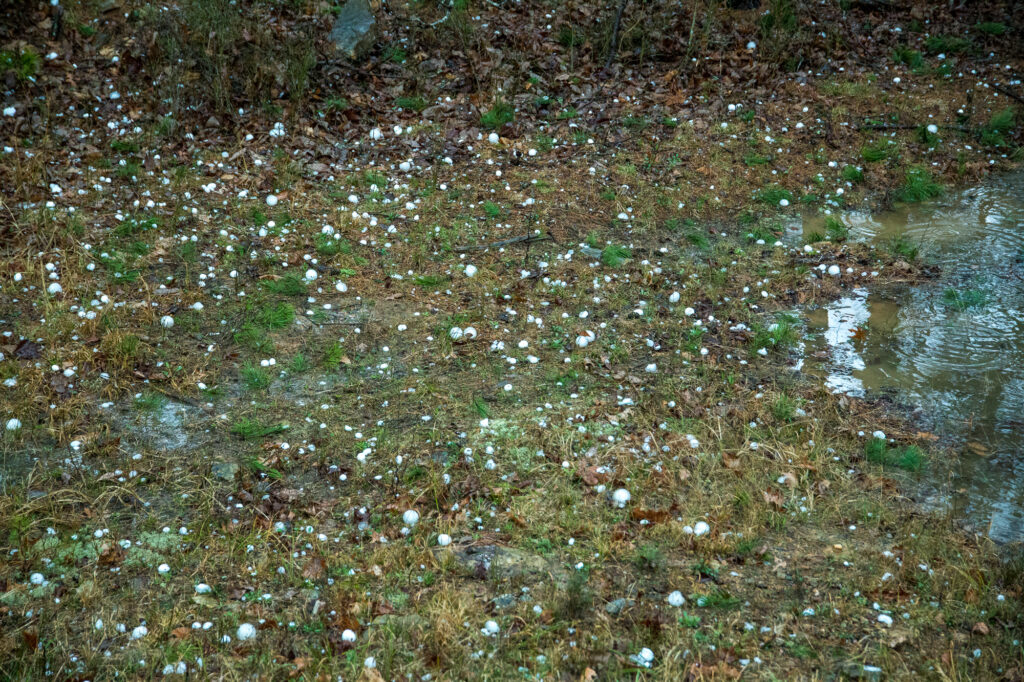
[211,461,240,482]
[605,597,635,615]
[328,0,377,61]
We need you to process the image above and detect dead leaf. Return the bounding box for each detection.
[170,626,191,640]
[779,472,798,488]
[721,452,742,470]
[973,622,990,635]
[763,489,785,509]
[303,555,326,580]
[580,667,598,682]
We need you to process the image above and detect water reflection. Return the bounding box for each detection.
[803,172,1024,543]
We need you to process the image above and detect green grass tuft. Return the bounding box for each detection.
[894,167,943,203]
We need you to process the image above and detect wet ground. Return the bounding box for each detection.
[803,172,1024,543]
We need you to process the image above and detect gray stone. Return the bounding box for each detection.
[604,597,635,615]
[491,593,518,610]
[435,544,568,586]
[328,0,377,61]
[211,461,240,482]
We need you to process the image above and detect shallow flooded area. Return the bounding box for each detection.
[803,172,1024,543]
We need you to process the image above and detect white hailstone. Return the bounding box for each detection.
[402,509,419,526]
[482,620,500,636]
[488,132,500,144]
[393,125,403,135]
[779,199,790,207]
[449,327,464,341]
[746,41,757,49]
[639,647,655,664]
[335,281,348,293]
[612,488,631,508]
[757,347,768,356]
[236,623,257,641]
[47,282,62,295]
[399,161,412,172]
[693,521,710,537]
[464,264,478,277]
[130,625,148,640]
[266,194,278,206]
[827,265,841,276]
[437,533,452,547]
[160,315,175,329]
[575,335,590,348]
[684,307,695,316]
[872,430,886,440]
[95,619,104,630]
[157,563,171,574]
[304,268,318,281]
[6,418,22,431]
[463,326,478,339]
[667,591,686,607]
[645,363,658,373]
[342,629,357,642]
[2,106,15,116]
[927,124,938,134]
[369,127,383,140]
[877,614,893,626]
[364,657,377,668]
[347,194,359,204]
[192,302,204,311]
[669,291,680,304]
[195,583,211,594]
[30,572,44,585]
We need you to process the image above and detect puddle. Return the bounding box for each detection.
[802,171,1024,543]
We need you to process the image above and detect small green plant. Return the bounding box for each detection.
[887,236,919,261]
[685,231,710,250]
[895,167,942,203]
[752,314,798,353]
[924,35,971,55]
[134,391,167,412]
[557,569,592,619]
[634,543,666,572]
[861,141,895,163]
[0,48,40,82]
[241,363,271,390]
[841,165,864,182]
[556,107,578,120]
[942,287,988,310]
[322,96,349,113]
[772,394,797,422]
[482,201,502,218]
[743,153,772,166]
[322,341,346,369]
[824,216,849,241]
[289,354,311,373]
[756,185,794,206]
[231,418,288,440]
[678,612,702,628]
[556,24,585,48]
[264,274,306,296]
[394,95,426,112]
[601,244,632,267]
[980,108,1015,147]
[891,46,924,70]
[481,100,514,130]
[255,302,296,329]
[975,22,1007,36]
[865,438,924,471]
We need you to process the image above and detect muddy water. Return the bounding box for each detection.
[802,172,1024,543]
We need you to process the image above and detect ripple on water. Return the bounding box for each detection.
[802,171,1024,543]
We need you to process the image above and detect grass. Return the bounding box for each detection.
[891,46,924,70]
[755,185,794,206]
[2,6,1022,679]
[600,244,632,267]
[861,141,896,163]
[824,216,849,241]
[480,100,514,130]
[975,22,1007,36]
[865,438,925,471]
[942,287,988,310]
[924,34,971,55]
[887,235,919,261]
[894,167,943,202]
[980,108,1016,147]
[0,48,40,82]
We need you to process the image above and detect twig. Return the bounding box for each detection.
[453,234,549,253]
[605,0,630,69]
[857,123,972,132]
[992,83,1024,107]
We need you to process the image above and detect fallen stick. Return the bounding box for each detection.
[453,234,549,253]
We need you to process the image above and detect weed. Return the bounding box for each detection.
[756,185,794,206]
[255,302,296,329]
[942,287,988,310]
[744,153,772,166]
[924,35,971,55]
[557,24,585,48]
[0,48,40,82]
[231,418,288,440]
[980,108,1015,147]
[861,141,896,163]
[824,216,849,241]
[134,391,167,412]
[753,314,798,353]
[891,46,924,70]
[241,363,272,390]
[557,569,592,620]
[886,236,919,261]
[634,543,666,572]
[289,354,311,373]
[772,394,797,422]
[865,438,924,471]
[481,100,514,130]
[894,167,942,203]
[601,245,632,267]
[975,22,1007,36]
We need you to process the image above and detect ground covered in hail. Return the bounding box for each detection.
[1,0,1023,679]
